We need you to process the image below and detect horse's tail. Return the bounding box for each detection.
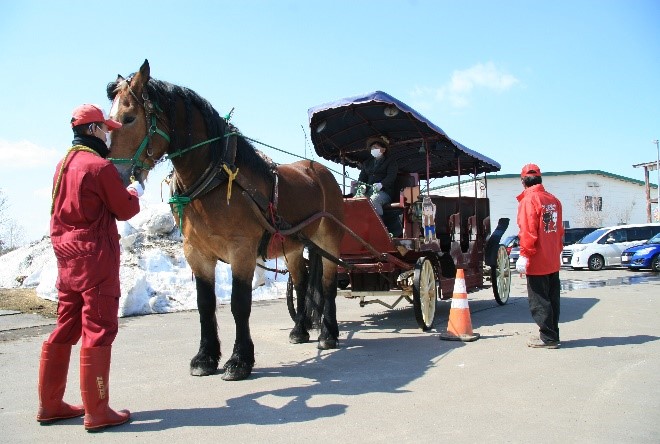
[304,248,324,330]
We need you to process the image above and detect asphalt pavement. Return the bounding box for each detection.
[1,268,659,443]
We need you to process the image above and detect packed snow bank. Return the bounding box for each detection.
[0,203,288,317]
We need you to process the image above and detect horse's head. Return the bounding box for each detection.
[106,59,171,186]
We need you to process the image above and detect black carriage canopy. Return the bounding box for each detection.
[308,91,500,180]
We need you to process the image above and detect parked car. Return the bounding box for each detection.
[562,223,660,271]
[621,232,660,271]
[563,227,598,246]
[501,235,519,267]
[509,246,520,268]
[501,235,519,255]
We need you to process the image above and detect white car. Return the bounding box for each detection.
[561,223,660,271]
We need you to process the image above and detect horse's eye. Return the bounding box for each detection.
[122,115,135,125]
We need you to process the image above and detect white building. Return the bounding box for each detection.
[430,170,659,239]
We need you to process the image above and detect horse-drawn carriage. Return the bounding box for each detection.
[299,91,512,331]
[107,60,511,380]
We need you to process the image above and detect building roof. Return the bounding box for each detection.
[633,161,659,171]
[432,169,657,190]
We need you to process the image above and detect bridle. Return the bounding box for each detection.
[107,78,171,180]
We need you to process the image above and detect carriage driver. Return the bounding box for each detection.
[37,104,142,431]
[357,136,400,217]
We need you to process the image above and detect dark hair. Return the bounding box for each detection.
[72,124,91,136]
[522,176,542,187]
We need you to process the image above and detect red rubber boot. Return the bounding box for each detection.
[36,341,85,423]
[80,346,130,432]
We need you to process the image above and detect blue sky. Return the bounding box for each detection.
[0,0,658,243]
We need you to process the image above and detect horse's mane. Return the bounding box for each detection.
[107,76,274,177]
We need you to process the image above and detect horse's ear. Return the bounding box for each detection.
[107,74,125,100]
[131,59,151,91]
[139,59,151,82]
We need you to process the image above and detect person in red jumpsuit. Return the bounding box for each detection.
[37,104,143,431]
[516,163,564,349]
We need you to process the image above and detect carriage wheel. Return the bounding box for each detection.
[286,274,297,321]
[413,257,438,331]
[491,245,511,305]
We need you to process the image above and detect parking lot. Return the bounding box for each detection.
[1,267,659,443]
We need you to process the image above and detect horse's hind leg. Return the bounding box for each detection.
[318,259,339,350]
[190,276,221,376]
[222,271,255,381]
[286,249,311,344]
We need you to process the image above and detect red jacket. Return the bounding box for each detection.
[50,149,140,291]
[516,184,563,275]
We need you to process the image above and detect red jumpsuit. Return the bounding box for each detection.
[49,148,140,347]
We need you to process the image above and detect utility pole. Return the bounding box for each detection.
[655,139,660,221]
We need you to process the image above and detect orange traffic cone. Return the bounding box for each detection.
[440,269,480,342]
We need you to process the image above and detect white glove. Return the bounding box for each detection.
[516,255,528,274]
[127,181,144,197]
[372,182,383,192]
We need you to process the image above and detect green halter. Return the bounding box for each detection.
[107,113,170,172]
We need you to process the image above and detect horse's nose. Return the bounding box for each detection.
[112,164,133,187]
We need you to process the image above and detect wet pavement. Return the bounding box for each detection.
[560,272,660,291]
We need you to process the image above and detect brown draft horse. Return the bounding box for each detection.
[106,60,344,380]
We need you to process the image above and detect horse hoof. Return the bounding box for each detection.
[222,359,252,381]
[318,338,337,350]
[190,354,219,377]
[289,331,310,344]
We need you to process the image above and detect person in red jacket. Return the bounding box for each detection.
[516,163,564,349]
[37,104,142,431]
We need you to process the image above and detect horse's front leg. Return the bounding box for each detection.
[222,275,255,381]
[190,276,221,376]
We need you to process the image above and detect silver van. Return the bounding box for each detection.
[561,223,660,270]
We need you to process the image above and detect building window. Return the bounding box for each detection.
[585,196,602,211]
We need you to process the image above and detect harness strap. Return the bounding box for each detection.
[167,132,238,227]
[169,195,191,232]
[222,164,239,205]
[272,170,279,212]
[239,192,353,269]
[256,260,289,275]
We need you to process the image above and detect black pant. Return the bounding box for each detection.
[526,272,561,343]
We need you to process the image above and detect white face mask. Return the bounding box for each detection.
[95,125,111,148]
[371,148,382,158]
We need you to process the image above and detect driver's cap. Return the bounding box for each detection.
[71,104,122,130]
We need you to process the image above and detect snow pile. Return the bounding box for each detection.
[0,203,289,317]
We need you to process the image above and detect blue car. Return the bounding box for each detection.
[621,232,660,271]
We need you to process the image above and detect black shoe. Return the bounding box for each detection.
[527,338,560,349]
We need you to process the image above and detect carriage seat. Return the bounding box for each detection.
[468,214,478,241]
[382,173,419,237]
[449,213,461,241]
[384,173,419,209]
[449,211,471,252]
